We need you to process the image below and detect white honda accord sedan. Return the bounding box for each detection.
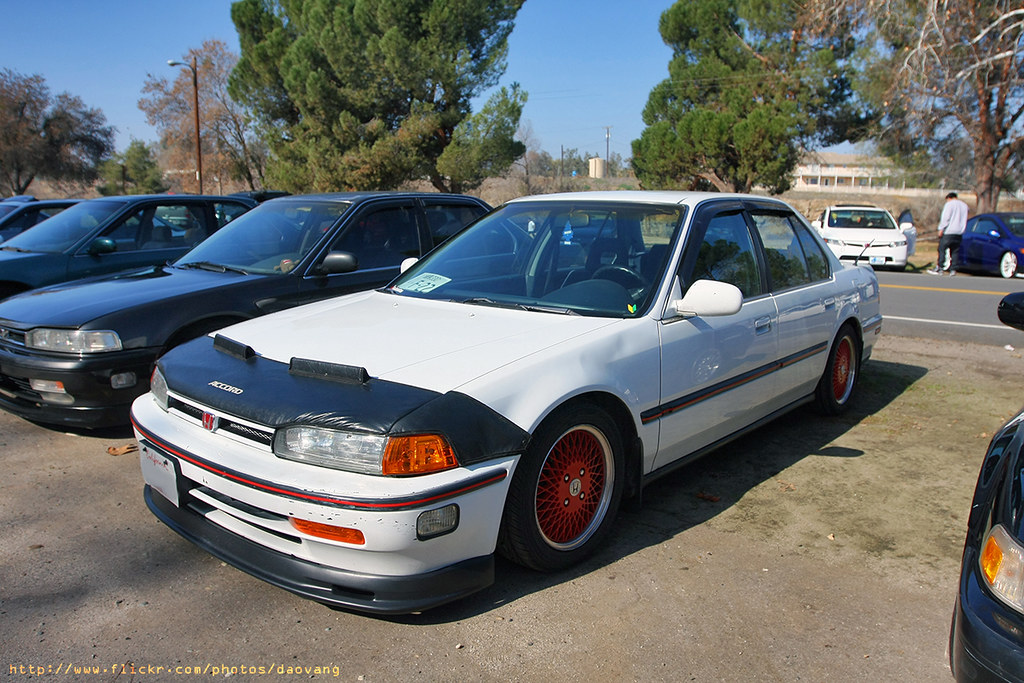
[131,191,881,614]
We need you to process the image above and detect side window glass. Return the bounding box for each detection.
[330,205,421,270]
[102,207,148,251]
[151,204,210,248]
[214,201,251,228]
[750,211,812,291]
[977,219,996,235]
[424,203,485,248]
[792,219,829,281]
[684,211,763,299]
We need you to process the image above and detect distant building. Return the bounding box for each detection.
[795,152,895,191]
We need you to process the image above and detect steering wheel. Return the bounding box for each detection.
[592,265,645,290]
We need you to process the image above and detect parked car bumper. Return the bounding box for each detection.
[0,344,158,428]
[131,395,519,614]
[950,546,1024,682]
[827,244,908,268]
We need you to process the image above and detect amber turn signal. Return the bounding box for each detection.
[289,518,365,545]
[382,434,457,476]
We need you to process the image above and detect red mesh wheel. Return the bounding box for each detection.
[831,335,855,404]
[534,425,613,550]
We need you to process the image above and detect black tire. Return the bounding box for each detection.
[813,324,860,415]
[498,404,624,572]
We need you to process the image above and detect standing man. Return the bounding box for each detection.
[928,192,969,275]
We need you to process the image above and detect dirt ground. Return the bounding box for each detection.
[2,334,1022,682]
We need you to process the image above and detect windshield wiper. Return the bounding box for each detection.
[178,261,250,275]
[461,297,577,315]
[0,245,32,253]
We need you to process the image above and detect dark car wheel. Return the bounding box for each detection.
[814,324,860,415]
[1000,251,1019,279]
[498,404,624,572]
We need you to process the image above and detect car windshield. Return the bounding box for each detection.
[176,199,351,275]
[1,200,124,253]
[1002,214,1024,237]
[0,204,18,219]
[826,209,898,230]
[389,200,684,318]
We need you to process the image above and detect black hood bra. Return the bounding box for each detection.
[157,334,531,466]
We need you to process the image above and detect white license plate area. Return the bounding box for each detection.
[140,443,179,507]
[868,256,885,265]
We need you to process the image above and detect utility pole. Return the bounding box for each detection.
[603,126,612,169]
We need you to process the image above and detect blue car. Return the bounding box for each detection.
[0,194,255,299]
[0,197,81,243]
[959,213,1024,278]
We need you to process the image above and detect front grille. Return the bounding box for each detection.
[0,326,27,348]
[168,395,275,448]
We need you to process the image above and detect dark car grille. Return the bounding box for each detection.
[0,326,27,348]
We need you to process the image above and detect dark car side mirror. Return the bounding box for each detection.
[998,292,1024,331]
[87,237,117,255]
[319,251,358,275]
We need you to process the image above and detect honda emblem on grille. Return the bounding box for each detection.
[202,412,219,431]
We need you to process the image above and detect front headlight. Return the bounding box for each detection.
[274,426,457,476]
[25,328,122,353]
[150,366,168,411]
[980,524,1024,612]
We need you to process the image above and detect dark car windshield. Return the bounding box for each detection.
[176,199,351,275]
[390,200,684,318]
[0,204,18,219]
[1,200,124,253]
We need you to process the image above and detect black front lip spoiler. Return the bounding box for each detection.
[144,485,495,615]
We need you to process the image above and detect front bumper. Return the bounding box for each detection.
[950,548,1024,682]
[132,394,519,614]
[0,343,158,428]
[144,485,495,614]
[831,246,908,268]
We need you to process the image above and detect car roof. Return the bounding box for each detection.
[505,190,785,207]
[266,191,484,204]
[827,205,886,210]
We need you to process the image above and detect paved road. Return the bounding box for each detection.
[876,269,1024,346]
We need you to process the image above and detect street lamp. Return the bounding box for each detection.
[167,56,203,194]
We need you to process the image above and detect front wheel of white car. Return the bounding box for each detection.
[498,404,624,572]
[1000,251,1018,279]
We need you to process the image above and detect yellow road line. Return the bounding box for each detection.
[880,283,1012,296]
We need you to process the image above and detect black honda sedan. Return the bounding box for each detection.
[950,291,1024,681]
[0,192,489,429]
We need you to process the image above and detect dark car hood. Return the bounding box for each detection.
[0,265,260,328]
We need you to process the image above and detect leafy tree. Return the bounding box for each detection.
[229,0,525,193]
[0,69,114,197]
[139,40,267,193]
[96,140,168,195]
[632,0,869,193]
[802,0,1024,213]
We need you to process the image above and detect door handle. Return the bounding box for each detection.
[823,297,836,309]
[755,317,772,334]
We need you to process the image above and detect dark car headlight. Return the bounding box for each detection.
[26,328,122,353]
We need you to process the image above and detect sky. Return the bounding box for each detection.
[0,0,674,160]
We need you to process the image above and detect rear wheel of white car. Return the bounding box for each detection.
[814,324,860,415]
[498,404,624,572]
[1000,251,1018,279]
